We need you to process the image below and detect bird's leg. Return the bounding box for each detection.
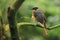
[39,23,44,28]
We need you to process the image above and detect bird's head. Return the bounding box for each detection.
[32,7,38,10]
[32,7,39,13]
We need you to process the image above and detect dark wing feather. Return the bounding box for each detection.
[34,10,46,23]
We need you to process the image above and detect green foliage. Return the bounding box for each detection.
[0,0,60,40]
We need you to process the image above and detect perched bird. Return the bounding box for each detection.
[32,7,48,35]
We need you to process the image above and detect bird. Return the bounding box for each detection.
[32,7,48,35]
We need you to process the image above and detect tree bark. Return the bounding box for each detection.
[7,0,25,40]
[0,18,3,40]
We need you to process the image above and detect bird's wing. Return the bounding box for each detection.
[42,13,46,22]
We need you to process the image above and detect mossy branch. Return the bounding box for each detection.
[17,22,60,30]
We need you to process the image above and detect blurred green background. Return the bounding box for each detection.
[0,0,60,40]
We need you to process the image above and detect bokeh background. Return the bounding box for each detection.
[0,0,60,40]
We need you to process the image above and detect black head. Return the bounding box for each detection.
[32,7,38,10]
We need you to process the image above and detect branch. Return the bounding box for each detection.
[48,24,60,30]
[13,0,25,11]
[17,22,60,30]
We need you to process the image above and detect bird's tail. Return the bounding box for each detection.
[44,22,48,35]
[39,22,48,35]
